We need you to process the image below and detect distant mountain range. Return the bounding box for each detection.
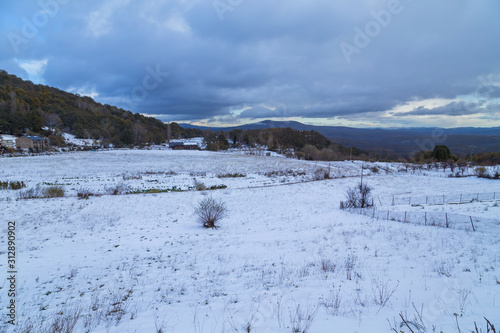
[179,120,500,156]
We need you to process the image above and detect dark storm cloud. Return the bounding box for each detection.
[1,0,499,124]
[239,97,400,120]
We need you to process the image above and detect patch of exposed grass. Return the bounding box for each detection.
[217,173,246,178]
[0,180,26,190]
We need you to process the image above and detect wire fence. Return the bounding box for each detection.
[391,192,500,206]
[349,207,499,232]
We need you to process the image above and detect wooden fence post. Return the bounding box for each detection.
[404,211,407,223]
[425,212,427,225]
[470,216,476,232]
[445,213,449,228]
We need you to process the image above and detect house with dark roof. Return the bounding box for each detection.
[16,136,48,151]
[169,141,184,149]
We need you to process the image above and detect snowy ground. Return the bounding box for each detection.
[62,133,98,147]
[0,149,499,333]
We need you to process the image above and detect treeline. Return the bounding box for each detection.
[471,152,500,166]
[412,145,500,166]
[203,127,366,160]
[0,70,202,147]
[412,145,456,163]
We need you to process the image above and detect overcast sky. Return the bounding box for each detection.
[1,0,500,128]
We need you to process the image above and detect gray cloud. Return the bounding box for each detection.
[393,101,500,117]
[1,0,500,125]
[239,105,286,119]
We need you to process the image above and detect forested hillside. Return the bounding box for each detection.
[0,70,202,146]
[0,70,359,158]
[201,127,365,160]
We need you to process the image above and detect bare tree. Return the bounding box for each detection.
[167,122,171,143]
[43,113,63,133]
[133,122,147,145]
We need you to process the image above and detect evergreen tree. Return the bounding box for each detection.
[432,145,452,161]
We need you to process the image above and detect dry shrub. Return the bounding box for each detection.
[314,168,330,180]
[18,185,43,199]
[195,196,227,229]
[340,183,373,209]
[77,188,100,199]
[105,183,129,195]
[194,180,207,191]
[43,186,65,198]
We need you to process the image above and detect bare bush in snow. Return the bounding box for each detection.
[289,303,319,333]
[340,183,373,209]
[371,276,399,309]
[105,182,129,195]
[344,254,357,281]
[390,304,427,333]
[321,285,343,316]
[193,178,207,191]
[320,259,337,274]
[77,188,100,200]
[18,185,65,199]
[18,184,43,199]
[195,196,227,229]
[313,168,330,180]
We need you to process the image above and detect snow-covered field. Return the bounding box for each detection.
[1,149,499,333]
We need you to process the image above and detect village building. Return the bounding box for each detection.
[16,135,48,151]
[0,135,16,149]
[169,141,200,150]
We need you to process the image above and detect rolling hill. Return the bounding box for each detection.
[0,70,198,147]
[180,120,500,156]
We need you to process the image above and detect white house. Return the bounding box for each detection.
[0,134,16,149]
